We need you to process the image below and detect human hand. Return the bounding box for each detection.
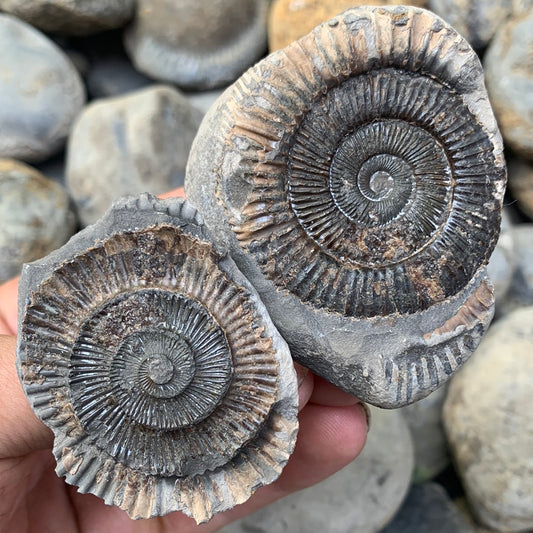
[0,188,368,533]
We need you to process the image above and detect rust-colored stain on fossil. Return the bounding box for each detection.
[425,281,494,341]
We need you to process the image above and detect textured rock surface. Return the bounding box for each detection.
[220,407,413,533]
[0,15,86,163]
[401,386,450,482]
[484,9,533,159]
[428,0,512,49]
[0,0,134,35]
[508,158,533,220]
[443,306,533,531]
[497,224,533,314]
[17,193,298,523]
[186,6,505,407]
[380,483,475,533]
[268,0,428,50]
[0,159,77,282]
[124,0,269,90]
[66,85,203,226]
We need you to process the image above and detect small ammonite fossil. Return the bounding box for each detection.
[185,6,507,408]
[16,193,298,522]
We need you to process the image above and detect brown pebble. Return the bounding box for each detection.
[268,0,427,51]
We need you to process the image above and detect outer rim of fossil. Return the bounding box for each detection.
[16,195,298,522]
[214,5,506,319]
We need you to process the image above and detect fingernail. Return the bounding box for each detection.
[294,362,309,388]
[358,402,371,431]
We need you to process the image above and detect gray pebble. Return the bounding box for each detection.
[124,0,269,90]
[497,224,533,314]
[487,208,517,312]
[0,15,86,163]
[220,407,414,533]
[484,9,533,160]
[401,386,450,483]
[66,85,203,226]
[380,483,475,533]
[0,159,77,283]
[443,306,533,532]
[428,0,512,49]
[0,0,134,35]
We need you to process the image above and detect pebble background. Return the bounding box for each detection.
[0,1,532,532]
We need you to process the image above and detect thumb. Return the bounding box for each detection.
[0,335,53,459]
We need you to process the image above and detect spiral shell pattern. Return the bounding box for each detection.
[213,6,505,318]
[17,194,298,522]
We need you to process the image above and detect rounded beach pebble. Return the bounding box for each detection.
[66,85,203,226]
[124,0,270,90]
[0,14,86,163]
[484,8,533,159]
[0,159,77,282]
[443,306,533,531]
[0,0,134,35]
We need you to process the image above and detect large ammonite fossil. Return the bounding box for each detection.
[16,193,298,522]
[185,6,506,407]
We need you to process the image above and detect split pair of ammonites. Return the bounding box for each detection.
[17,6,505,523]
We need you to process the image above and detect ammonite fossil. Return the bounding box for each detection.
[16,193,298,522]
[185,6,506,407]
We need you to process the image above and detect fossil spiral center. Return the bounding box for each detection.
[328,121,431,230]
[367,171,394,198]
[288,115,452,269]
[147,356,174,385]
[114,329,197,398]
[70,290,233,443]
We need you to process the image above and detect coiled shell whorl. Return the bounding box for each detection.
[16,193,298,523]
[185,6,506,407]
